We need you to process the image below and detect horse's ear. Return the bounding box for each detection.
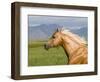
[56,28,61,32]
[56,28,59,32]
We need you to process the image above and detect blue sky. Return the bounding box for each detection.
[28,15,88,29]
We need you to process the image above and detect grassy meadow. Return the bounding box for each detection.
[28,41,68,66]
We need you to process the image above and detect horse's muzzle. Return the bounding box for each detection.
[44,44,50,50]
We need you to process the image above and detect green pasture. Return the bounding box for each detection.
[28,41,68,66]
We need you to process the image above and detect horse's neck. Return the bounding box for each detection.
[61,34,81,58]
[62,40,79,56]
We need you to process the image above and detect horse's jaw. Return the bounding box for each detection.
[44,44,53,50]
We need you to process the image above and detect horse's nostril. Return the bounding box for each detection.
[44,44,46,48]
[44,44,49,50]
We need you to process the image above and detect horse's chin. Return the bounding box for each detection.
[44,44,51,50]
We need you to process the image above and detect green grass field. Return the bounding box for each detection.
[28,41,68,66]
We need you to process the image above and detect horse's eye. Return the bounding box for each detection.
[52,36,55,38]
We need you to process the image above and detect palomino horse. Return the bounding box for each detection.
[44,28,88,64]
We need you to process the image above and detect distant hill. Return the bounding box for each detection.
[28,24,60,41]
[28,24,87,41]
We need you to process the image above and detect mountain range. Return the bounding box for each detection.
[28,24,87,41]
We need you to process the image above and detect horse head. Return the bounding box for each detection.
[44,28,63,50]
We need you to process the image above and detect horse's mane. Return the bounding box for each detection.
[61,29,87,44]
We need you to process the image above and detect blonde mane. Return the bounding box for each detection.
[61,29,87,44]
